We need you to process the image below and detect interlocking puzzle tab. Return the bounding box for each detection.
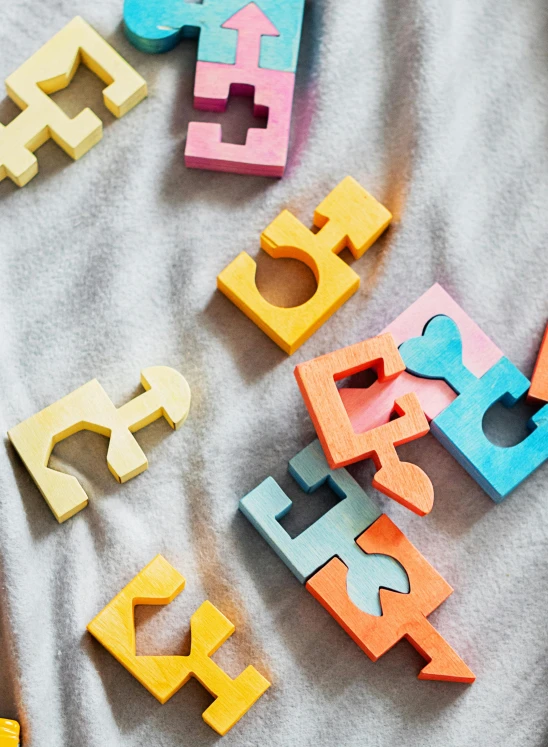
[307,515,475,682]
[528,323,548,404]
[294,334,434,515]
[400,315,548,502]
[339,283,504,433]
[8,366,191,522]
[240,442,474,682]
[87,555,270,736]
[240,439,409,616]
[0,719,20,746]
[0,16,147,188]
[123,0,304,176]
[218,177,392,354]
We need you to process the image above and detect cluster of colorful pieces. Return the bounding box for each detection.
[124,0,305,176]
[0,1,305,187]
[240,283,548,682]
[5,367,269,736]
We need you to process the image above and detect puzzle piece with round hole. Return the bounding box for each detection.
[87,555,270,736]
[239,439,409,616]
[8,367,191,523]
[400,314,548,502]
[0,16,147,188]
[218,176,392,353]
[294,333,434,515]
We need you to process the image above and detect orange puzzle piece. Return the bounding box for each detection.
[294,334,434,515]
[306,515,475,682]
[528,323,548,404]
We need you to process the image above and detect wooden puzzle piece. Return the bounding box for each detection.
[8,367,191,523]
[0,16,147,188]
[239,439,409,616]
[294,334,433,515]
[307,515,475,682]
[218,177,392,354]
[185,5,295,177]
[401,316,548,501]
[87,555,269,735]
[528,323,548,404]
[339,284,503,432]
[0,720,20,746]
[123,0,305,72]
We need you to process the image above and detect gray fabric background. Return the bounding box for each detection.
[1,0,547,745]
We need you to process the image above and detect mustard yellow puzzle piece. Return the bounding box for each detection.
[8,367,191,523]
[217,176,392,354]
[0,16,147,187]
[0,719,20,746]
[87,555,270,736]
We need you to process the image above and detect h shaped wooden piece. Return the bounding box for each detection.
[0,720,20,746]
[400,315,548,502]
[218,177,392,354]
[8,366,191,523]
[294,334,434,515]
[307,515,475,683]
[87,555,270,736]
[0,16,147,187]
[239,439,409,616]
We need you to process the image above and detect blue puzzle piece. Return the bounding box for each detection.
[123,0,305,72]
[239,440,409,616]
[399,315,477,394]
[432,357,548,502]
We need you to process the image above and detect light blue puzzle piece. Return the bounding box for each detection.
[123,0,305,72]
[239,440,409,616]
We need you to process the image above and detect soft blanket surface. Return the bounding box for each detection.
[0,0,547,745]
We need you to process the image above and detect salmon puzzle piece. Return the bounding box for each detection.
[294,334,434,515]
[8,367,191,523]
[0,720,20,746]
[306,515,475,683]
[185,5,296,177]
[401,315,548,502]
[339,283,503,433]
[218,176,392,354]
[528,323,548,404]
[0,16,147,187]
[87,555,270,736]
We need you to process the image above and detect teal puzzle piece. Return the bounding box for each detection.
[239,440,409,616]
[400,315,548,502]
[123,0,305,72]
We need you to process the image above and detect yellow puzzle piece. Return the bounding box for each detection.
[0,16,147,187]
[0,719,20,746]
[217,176,392,354]
[8,367,191,523]
[87,556,270,736]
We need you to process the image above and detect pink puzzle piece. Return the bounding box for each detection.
[184,3,296,177]
[339,284,503,433]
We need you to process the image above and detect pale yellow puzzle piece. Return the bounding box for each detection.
[87,555,270,736]
[217,176,392,354]
[8,367,191,523]
[0,15,147,187]
[0,719,20,746]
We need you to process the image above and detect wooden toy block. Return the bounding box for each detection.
[339,283,503,432]
[528,323,548,404]
[239,439,408,616]
[8,367,191,523]
[0,720,20,746]
[88,555,270,736]
[401,315,548,502]
[218,177,392,353]
[0,16,147,188]
[294,334,433,515]
[123,0,305,73]
[307,515,475,683]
